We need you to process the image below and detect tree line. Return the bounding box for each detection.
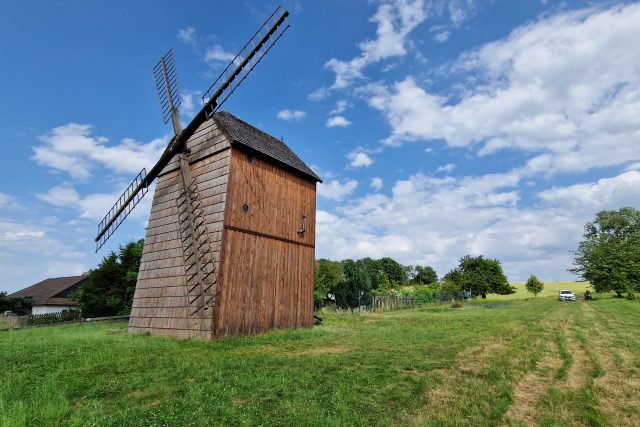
[315,255,516,308]
[58,206,640,317]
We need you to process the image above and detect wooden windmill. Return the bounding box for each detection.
[95,7,321,340]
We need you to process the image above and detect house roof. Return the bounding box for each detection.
[8,275,88,306]
[213,111,322,182]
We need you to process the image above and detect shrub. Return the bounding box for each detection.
[525,275,544,297]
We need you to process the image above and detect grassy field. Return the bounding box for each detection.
[489,281,592,301]
[1,296,638,426]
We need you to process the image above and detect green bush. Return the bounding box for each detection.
[525,275,544,297]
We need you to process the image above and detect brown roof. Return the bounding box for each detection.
[214,111,322,182]
[8,275,88,306]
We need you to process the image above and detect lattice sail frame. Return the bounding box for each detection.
[153,49,181,125]
[95,169,148,251]
[202,6,290,115]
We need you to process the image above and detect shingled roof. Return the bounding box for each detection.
[213,111,321,182]
[8,275,88,306]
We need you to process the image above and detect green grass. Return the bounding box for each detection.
[488,280,593,301]
[1,298,638,426]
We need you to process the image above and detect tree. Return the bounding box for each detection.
[438,276,463,301]
[314,259,342,306]
[377,257,407,286]
[0,292,34,315]
[525,275,544,297]
[413,265,438,285]
[444,255,514,298]
[72,239,144,316]
[571,207,640,297]
[335,259,373,308]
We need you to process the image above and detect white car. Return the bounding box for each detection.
[558,290,576,301]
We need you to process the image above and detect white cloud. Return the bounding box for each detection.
[433,31,450,42]
[371,176,384,190]
[329,100,348,115]
[33,124,166,181]
[315,168,640,282]
[347,150,374,168]
[44,262,87,278]
[177,26,196,44]
[626,162,640,172]
[0,193,12,208]
[437,163,455,173]
[448,1,473,26]
[368,4,640,174]
[180,91,198,118]
[325,0,426,89]
[308,86,330,101]
[204,44,236,65]
[36,185,80,208]
[317,179,358,201]
[2,229,44,241]
[60,251,86,259]
[36,183,153,222]
[177,26,238,70]
[326,116,352,128]
[0,220,70,257]
[538,170,640,213]
[276,109,306,122]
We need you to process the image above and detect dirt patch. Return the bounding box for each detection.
[502,339,563,426]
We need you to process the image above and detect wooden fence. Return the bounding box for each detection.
[371,296,415,311]
[1,310,86,329]
[28,311,82,325]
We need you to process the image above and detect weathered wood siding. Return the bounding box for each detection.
[213,146,316,338]
[129,119,230,339]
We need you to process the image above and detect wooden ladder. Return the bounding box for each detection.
[176,154,218,316]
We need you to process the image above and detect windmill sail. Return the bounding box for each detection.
[94,6,290,251]
[152,49,181,127]
[201,6,290,114]
[95,169,148,251]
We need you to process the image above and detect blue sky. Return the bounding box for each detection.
[2,0,640,293]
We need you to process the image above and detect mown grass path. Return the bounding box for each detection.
[1,298,638,426]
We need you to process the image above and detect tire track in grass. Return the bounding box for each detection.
[500,303,598,426]
[581,302,640,426]
[502,338,562,426]
[406,318,548,426]
[408,337,509,426]
[562,328,591,392]
[538,303,607,426]
[501,304,577,427]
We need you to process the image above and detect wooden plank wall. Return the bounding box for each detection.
[213,146,316,338]
[214,230,315,338]
[128,119,231,339]
[224,147,316,246]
